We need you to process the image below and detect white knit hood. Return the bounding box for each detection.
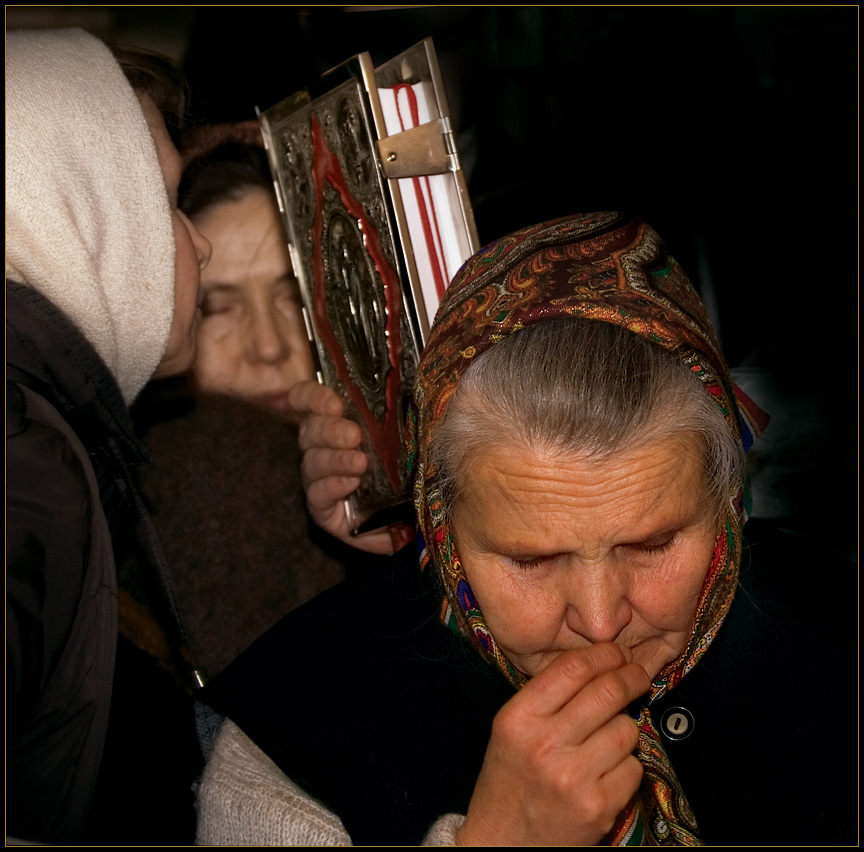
[5,28,176,404]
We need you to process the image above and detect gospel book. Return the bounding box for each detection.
[259,39,478,533]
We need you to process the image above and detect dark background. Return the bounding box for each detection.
[8,5,857,556]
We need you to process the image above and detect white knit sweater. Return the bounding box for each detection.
[195,720,465,846]
[5,28,175,404]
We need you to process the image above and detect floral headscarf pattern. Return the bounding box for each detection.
[407,212,767,845]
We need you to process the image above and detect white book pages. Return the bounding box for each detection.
[379,82,472,328]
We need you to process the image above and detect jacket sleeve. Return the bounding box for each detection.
[421,814,466,846]
[6,384,93,724]
[195,719,353,846]
[6,381,118,844]
[196,720,471,847]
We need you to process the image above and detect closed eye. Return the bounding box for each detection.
[201,301,237,318]
[510,557,542,571]
[506,553,561,571]
[627,534,677,555]
[200,286,243,317]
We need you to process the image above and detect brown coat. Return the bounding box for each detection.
[123,381,346,683]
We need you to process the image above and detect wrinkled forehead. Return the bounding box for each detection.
[414,212,729,443]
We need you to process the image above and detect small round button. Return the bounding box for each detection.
[660,706,694,740]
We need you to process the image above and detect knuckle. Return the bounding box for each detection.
[546,758,584,799]
[305,476,331,505]
[625,661,652,693]
[593,670,630,709]
[322,417,342,446]
[302,447,325,479]
[629,754,645,787]
[298,414,327,450]
[299,452,316,486]
[297,419,311,448]
[554,649,594,684]
[320,386,343,415]
[578,786,610,826]
[491,699,539,752]
[342,420,362,447]
[491,703,523,741]
[611,714,640,754]
[553,644,626,686]
[620,755,645,800]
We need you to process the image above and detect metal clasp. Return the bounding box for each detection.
[377,117,456,178]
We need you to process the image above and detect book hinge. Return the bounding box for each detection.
[440,115,461,173]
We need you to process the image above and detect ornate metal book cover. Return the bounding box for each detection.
[260,39,477,533]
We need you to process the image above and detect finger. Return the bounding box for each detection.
[304,482,405,555]
[554,663,651,745]
[306,490,410,555]
[305,474,362,514]
[388,522,415,552]
[518,644,633,717]
[301,448,367,491]
[591,755,645,843]
[570,712,642,780]
[298,414,364,453]
[598,754,644,816]
[288,380,344,418]
[350,527,410,556]
[546,751,644,847]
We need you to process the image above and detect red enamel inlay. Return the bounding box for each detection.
[309,113,404,490]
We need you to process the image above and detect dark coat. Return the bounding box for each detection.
[124,382,348,683]
[200,519,858,846]
[5,281,197,844]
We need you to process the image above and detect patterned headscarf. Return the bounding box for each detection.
[407,212,767,845]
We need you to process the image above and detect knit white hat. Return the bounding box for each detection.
[5,28,176,404]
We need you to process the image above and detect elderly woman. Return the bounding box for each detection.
[196,213,855,845]
[6,28,211,843]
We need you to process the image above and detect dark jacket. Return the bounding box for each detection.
[5,281,195,843]
[200,519,858,846]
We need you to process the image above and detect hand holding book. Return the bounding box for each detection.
[289,379,415,554]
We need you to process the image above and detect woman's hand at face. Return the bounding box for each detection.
[457,643,651,847]
[289,380,414,555]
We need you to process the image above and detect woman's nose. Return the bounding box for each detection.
[563,565,632,645]
[246,308,289,365]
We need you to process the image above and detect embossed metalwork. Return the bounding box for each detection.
[262,76,409,524]
[321,201,389,420]
[280,129,313,226]
[259,40,477,532]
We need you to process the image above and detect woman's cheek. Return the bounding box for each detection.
[641,546,710,629]
[474,566,558,656]
[199,314,239,343]
[192,319,246,388]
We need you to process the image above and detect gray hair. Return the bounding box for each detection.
[428,319,743,520]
